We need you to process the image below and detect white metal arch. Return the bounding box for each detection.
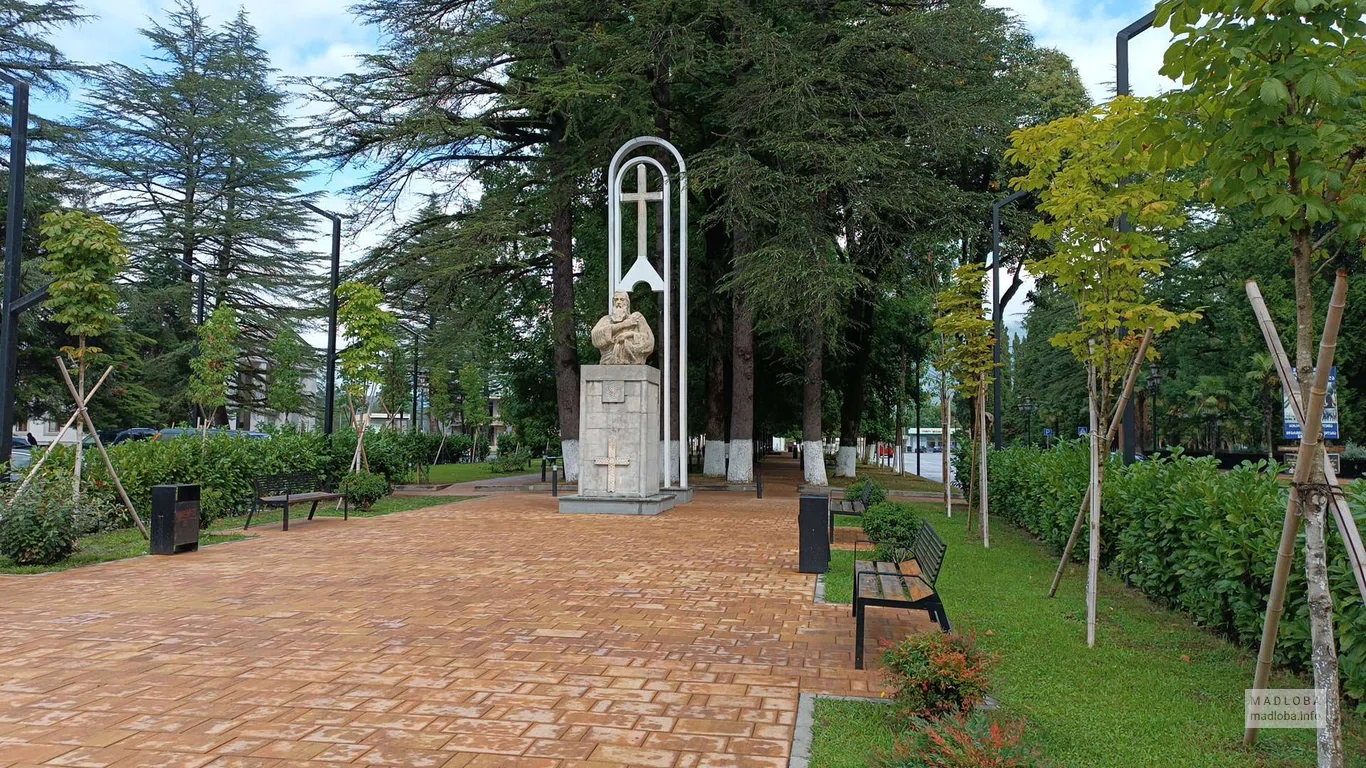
[606,137,688,490]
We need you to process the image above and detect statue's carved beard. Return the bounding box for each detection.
[611,308,627,322]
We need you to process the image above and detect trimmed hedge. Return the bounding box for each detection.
[28,426,432,528]
[989,442,1366,708]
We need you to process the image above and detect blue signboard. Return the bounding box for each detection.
[1042,428,1054,438]
[1077,427,1089,436]
[1284,367,1339,440]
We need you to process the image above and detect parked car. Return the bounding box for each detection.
[112,428,157,445]
[155,427,193,441]
[11,436,31,451]
[7,446,30,480]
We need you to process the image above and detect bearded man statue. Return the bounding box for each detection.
[591,291,655,365]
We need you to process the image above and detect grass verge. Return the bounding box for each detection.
[809,698,899,768]
[820,505,1365,767]
[0,495,472,575]
[213,494,471,531]
[0,528,246,575]
[830,464,943,494]
[416,463,529,485]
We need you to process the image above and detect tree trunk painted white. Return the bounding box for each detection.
[802,440,828,485]
[727,439,753,483]
[978,376,989,549]
[1304,488,1345,768]
[835,446,856,478]
[861,441,874,464]
[943,382,952,518]
[561,438,580,482]
[1086,369,1101,648]
[703,439,727,476]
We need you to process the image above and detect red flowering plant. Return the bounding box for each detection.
[877,714,1045,768]
[880,632,996,721]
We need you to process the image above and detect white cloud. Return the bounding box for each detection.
[991,0,1179,100]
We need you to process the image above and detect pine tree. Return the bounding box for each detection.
[265,330,307,422]
[73,0,314,422]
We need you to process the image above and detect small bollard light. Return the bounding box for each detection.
[551,459,559,497]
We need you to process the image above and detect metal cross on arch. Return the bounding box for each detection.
[606,137,688,492]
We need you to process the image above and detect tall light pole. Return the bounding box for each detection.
[1147,363,1162,455]
[0,71,31,471]
[300,201,343,435]
[991,190,1028,449]
[1116,10,1157,464]
[1019,396,1036,448]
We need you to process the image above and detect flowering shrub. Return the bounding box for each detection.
[878,714,1043,768]
[881,632,996,721]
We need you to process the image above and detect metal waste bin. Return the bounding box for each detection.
[150,484,200,555]
[798,493,830,573]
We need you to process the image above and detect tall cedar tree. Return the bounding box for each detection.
[311,0,641,480]
[74,0,314,423]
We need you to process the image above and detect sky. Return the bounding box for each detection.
[32,0,1180,339]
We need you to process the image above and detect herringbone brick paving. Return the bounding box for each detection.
[0,468,931,768]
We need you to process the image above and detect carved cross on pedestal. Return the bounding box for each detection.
[594,436,632,493]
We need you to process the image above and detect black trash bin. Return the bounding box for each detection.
[150,484,200,555]
[798,493,830,573]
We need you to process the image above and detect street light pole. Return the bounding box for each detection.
[1148,363,1162,455]
[0,72,30,471]
[914,356,921,476]
[1116,11,1156,465]
[991,190,1028,449]
[300,202,342,435]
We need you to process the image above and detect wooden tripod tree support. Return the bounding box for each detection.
[1244,275,1359,760]
[54,360,147,539]
[1047,327,1154,599]
[16,365,113,495]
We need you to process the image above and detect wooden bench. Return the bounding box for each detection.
[828,482,874,544]
[852,520,950,669]
[245,472,346,531]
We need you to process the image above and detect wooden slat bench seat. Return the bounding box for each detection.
[245,472,346,531]
[828,481,874,543]
[852,520,950,669]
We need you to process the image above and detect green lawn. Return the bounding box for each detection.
[822,506,1365,767]
[831,464,944,494]
[1,495,470,575]
[418,462,532,484]
[0,527,247,575]
[809,699,900,768]
[213,493,470,531]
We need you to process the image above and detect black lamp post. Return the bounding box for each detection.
[991,190,1028,449]
[0,71,32,471]
[1147,363,1162,455]
[300,201,343,436]
[1019,396,1036,447]
[1115,10,1158,465]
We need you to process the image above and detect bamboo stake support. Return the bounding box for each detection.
[1245,274,1349,756]
[1246,281,1366,602]
[55,360,147,539]
[1048,327,1154,598]
[1086,365,1100,647]
[16,366,113,494]
[979,374,990,548]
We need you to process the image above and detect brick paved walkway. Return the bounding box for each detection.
[0,483,930,768]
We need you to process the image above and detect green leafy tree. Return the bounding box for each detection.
[337,281,395,471]
[39,209,127,499]
[1153,4,1366,752]
[459,363,490,461]
[1008,96,1198,649]
[934,262,995,547]
[188,304,239,433]
[265,331,306,422]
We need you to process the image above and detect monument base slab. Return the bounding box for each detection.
[559,494,676,516]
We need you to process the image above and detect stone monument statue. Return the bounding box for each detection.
[592,292,655,365]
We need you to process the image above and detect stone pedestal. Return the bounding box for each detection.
[559,365,673,515]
